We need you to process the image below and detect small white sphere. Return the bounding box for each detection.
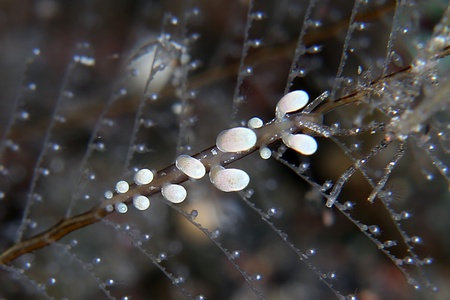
[209,166,250,192]
[259,147,272,159]
[105,204,114,212]
[276,90,309,119]
[104,190,113,199]
[248,117,263,129]
[115,180,129,193]
[115,202,128,214]
[282,133,318,155]
[133,195,150,210]
[134,168,154,185]
[216,127,257,153]
[175,155,206,179]
[161,184,187,203]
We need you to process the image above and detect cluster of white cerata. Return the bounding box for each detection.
[109,90,317,213]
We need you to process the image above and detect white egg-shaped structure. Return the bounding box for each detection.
[209,166,250,192]
[115,202,128,214]
[248,117,263,129]
[133,195,150,211]
[175,155,206,179]
[276,90,309,119]
[216,127,257,153]
[259,147,272,160]
[282,133,318,155]
[115,180,129,194]
[161,184,187,203]
[134,168,154,185]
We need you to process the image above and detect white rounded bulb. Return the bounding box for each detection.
[161,184,187,203]
[282,133,318,155]
[216,127,257,153]
[276,90,309,119]
[133,195,150,211]
[134,169,154,185]
[115,180,129,194]
[209,166,250,192]
[175,155,206,179]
